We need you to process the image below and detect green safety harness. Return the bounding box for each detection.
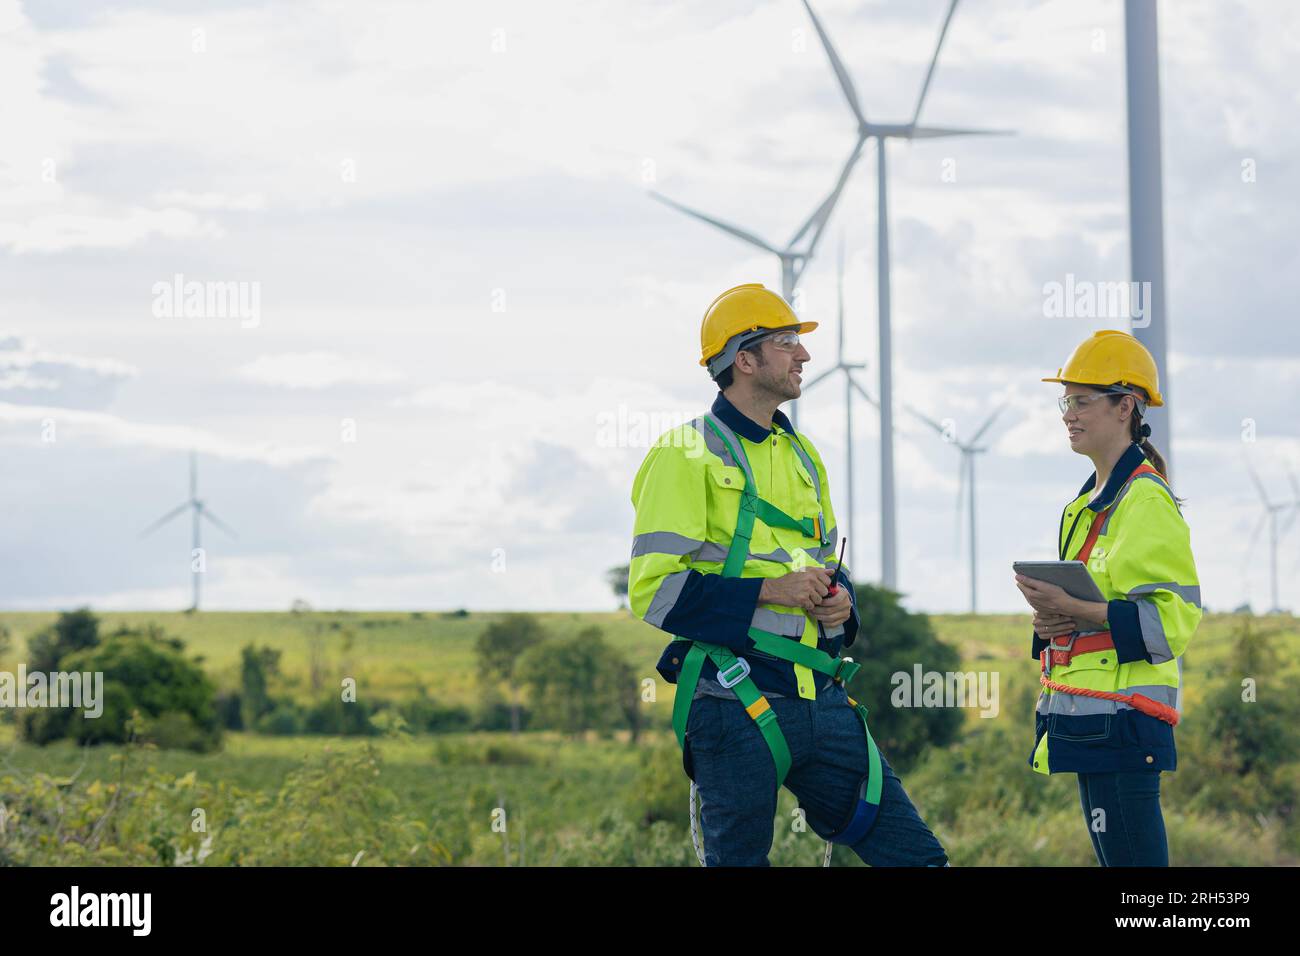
[672,414,882,848]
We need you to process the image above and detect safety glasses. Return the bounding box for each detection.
[752,330,801,352]
[1057,394,1109,414]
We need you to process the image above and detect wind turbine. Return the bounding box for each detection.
[801,237,877,579]
[907,402,1007,613]
[1243,460,1298,614]
[802,0,1012,590]
[141,451,236,612]
[649,136,865,430]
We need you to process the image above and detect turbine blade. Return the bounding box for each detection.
[1283,503,1299,537]
[903,402,947,437]
[911,0,959,128]
[803,367,839,391]
[801,0,868,127]
[140,502,190,538]
[201,507,238,539]
[789,137,866,257]
[909,125,1015,139]
[970,402,1007,444]
[1245,511,1268,563]
[1284,469,1300,535]
[1244,457,1270,507]
[189,451,197,498]
[848,372,880,409]
[649,191,779,254]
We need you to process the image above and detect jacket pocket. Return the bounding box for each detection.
[1048,712,1112,742]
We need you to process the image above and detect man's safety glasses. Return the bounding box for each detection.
[751,330,801,352]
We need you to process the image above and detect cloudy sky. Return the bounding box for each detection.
[1,0,1296,614]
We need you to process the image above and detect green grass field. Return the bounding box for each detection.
[1,609,1296,866]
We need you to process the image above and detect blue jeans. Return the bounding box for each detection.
[686,682,948,866]
[1077,771,1168,866]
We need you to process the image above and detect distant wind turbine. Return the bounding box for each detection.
[907,403,1008,613]
[1243,459,1298,614]
[141,452,236,612]
[802,0,1013,590]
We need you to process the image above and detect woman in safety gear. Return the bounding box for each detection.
[1014,329,1201,866]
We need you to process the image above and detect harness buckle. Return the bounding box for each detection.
[716,657,752,689]
[1048,632,1077,668]
[833,656,856,685]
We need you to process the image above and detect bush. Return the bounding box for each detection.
[400,692,472,733]
[303,695,379,736]
[214,689,243,730]
[0,743,455,866]
[474,695,531,732]
[255,701,307,736]
[20,618,221,753]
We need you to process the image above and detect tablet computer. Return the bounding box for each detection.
[1012,560,1106,603]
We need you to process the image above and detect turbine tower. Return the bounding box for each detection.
[801,237,877,579]
[649,137,864,430]
[1125,0,1172,478]
[908,403,1007,613]
[141,452,236,612]
[803,0,1011,590]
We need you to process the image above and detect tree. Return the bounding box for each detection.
[240,645,282,730]
[21,618,220,752]
[842,583,964,769]
[606,564,630,610]
[517,627,634,739]
[26,608,100,674]
[475,615,548,734]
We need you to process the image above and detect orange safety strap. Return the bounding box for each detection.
[1039,673,1180,726]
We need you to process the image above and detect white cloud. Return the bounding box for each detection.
[236,351,405,389]
[0,205,224,253]
[0,334,137,407]
[152,190,266,211]
[0,400,326,467]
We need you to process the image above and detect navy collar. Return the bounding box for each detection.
[712,391,794,444]
[1077,442,1147,512]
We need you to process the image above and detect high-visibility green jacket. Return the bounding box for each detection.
[629,392,858,701]
[1030,442,1202,774]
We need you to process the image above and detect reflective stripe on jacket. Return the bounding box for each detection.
[1029,442,1201,774]
[629,391,858,700]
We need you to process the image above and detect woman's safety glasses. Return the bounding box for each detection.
[1057,393,1109,414]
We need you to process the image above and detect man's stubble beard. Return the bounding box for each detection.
[756,364,799,403]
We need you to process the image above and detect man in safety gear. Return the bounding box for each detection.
[629,283,948,867]
[1015,329,1200,866]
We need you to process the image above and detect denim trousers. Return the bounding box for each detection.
[1076,770,1169,866]
[686,681,948,866]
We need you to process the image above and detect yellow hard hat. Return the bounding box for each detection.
[699,283,817,373]
[1042,329,1164,407]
